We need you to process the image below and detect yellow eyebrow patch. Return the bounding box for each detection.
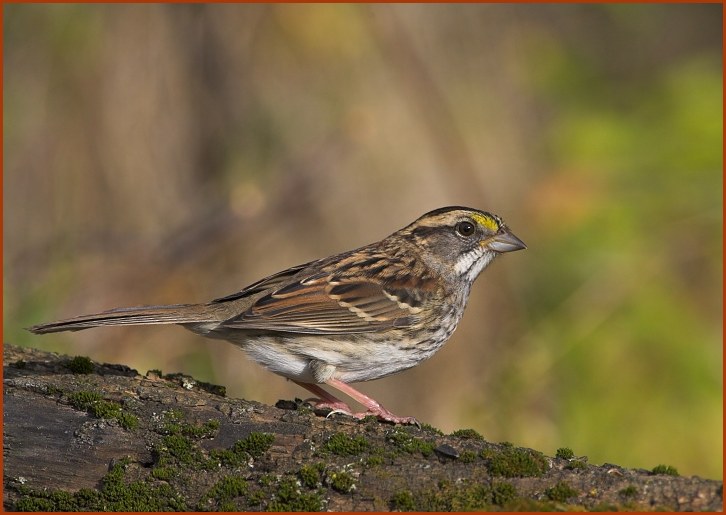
[471,213,500,232]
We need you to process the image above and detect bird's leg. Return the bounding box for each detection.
[325,378,420,426]
[292,380,353,413]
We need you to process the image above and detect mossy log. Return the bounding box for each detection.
[3,344,722,511]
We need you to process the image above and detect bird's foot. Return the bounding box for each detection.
[293,379,420,426]
[325,406,419,427]
[359,406,420,427]
[307,399,354,413]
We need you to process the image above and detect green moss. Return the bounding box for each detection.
[365,455,385,467]
[420,423,444,435]
[236,432,275,457]
[162,434,196,463]
[68,390,103,408]
[390,490,416,511]
[14,496,55,511]
[424,480,493,511]
[451,428,484,440]
[483,444,548,477]
[13,458,187,511]
[266,477,324,511]
[545,481,578,502]
[96,459,186,510]
[555,447,575,459]
[65,355,94,374]
[386,429,435,457]
[67,391,138,430]
[161,372,227,397]
[459,450,478,463]
[299,463,325,488]
[150,466,175,481]
[259,474,275,487]
[651,464,679,476]
[151,412,230,472]
[218,501,239,511]
[210,432,275,467]
[160,409,220,439]
[210,448,242,467]
[327,471,355,493]
[90,401,122,420]
[565,459,587,470]
[112,411,138,430]
[325,432,369,456]
[390,479,518,511]
[45,384,63,396]
[359,414,379,424]
[619,485,638,498]
[204,475,249,504]
[491,482,517,506]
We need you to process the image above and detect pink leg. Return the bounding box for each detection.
[326,378,419,426]
[292,380,353,413]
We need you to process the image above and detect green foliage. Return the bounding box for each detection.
[386,429,435,457]
[325,432,369,456]
[619,485,638,498]
[67,390,103,408]
[545,481,578,502]
[420,423,444,436]
[459,450,478,463]
[389,478,519,511]
[65,356,94,374]
[555,447,575,460]
[202,475,249,506]
[67,391,138,430]
[150,466,175,481]
[483,444,548,478]
[234,432,275,458]
[390,490,416,511]
[364,455,384,467]
[209,432,275,467]
[14,458,187,511]
[491,482,517,506]
[160,409,220,439]
[266,477,324,512]
[451,428,485,440]
[161,434,197,464]
[565,460,587,471]
[299,463,325,488]
[651,464,679,476]
[327,471,355,493]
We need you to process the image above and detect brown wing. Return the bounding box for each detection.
[220,274,429,335]
[211,262,315,304]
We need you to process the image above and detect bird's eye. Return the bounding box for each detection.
[456,220,476,237]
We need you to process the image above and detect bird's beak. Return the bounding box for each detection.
[486,229,527,253]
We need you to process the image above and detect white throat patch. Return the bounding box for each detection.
[454,247,496,281]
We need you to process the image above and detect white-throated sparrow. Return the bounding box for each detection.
[29,206,526,425]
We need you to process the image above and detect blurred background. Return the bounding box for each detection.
[4,4,722,478]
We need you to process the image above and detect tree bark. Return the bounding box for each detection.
[3,344,722,511]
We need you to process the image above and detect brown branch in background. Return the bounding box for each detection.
[365,5,487,204]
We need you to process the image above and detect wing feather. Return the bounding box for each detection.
[211,248,438,335]
[221,275,432,335]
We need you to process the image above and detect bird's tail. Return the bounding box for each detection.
[27,303,220,334]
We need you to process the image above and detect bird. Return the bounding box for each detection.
[29,206,526,425]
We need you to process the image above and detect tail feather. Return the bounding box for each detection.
[28,304,216,334]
